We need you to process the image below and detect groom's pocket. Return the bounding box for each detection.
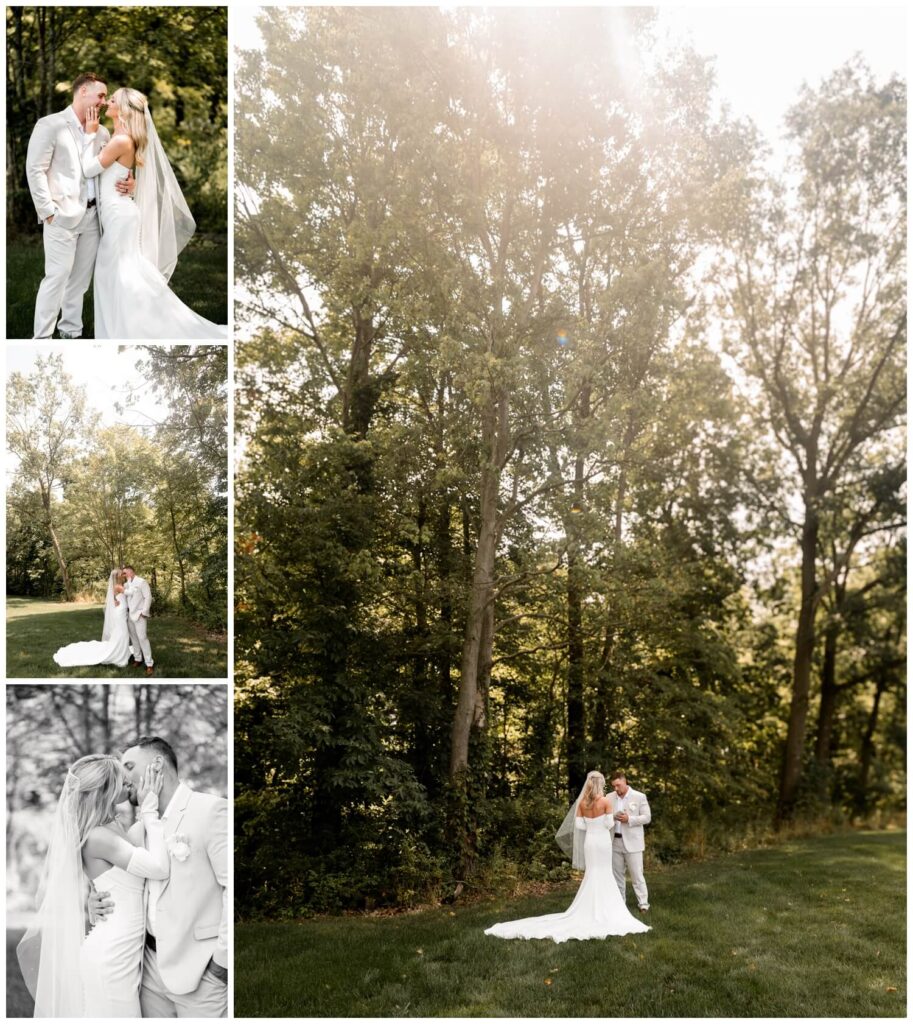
[194,922,220,940]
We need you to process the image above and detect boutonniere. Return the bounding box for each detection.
[628,802,638,813]
[166,832,191,861]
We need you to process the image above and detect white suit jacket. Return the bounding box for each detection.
[25,106,108,228]
[610,787,651,854]
[125,576,153,622]
[151,784,228,995]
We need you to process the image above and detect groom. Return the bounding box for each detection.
[123,565,154,676]
[610,771,651,913]
[25,71,134,339]
[92,736,229,1017]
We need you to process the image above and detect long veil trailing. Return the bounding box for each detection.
[555,780,592,870]
[16,771,88,1016]
[135,106,196,281]
[101,568,119,642]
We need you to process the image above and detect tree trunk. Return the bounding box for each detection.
[777,503,820,825]
[450,392,505,777]
[40,479,74,600]
[853,674,886,821]
[813,618,839,794]
[565,385,590,798]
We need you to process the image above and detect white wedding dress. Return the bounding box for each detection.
[52,588,132,668]
[93,162,226,339]
[485,814,651,941]
[80,863,148,1016]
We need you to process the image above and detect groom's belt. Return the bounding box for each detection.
[86,198,97,209]
[146,931,157,952]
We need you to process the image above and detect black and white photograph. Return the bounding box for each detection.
[6,683,229,1018]
[6,5,229,339]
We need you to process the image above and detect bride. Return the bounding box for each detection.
[53,569,133,669]
[17,754,170,1016]
[79,87,226,339]
[485,771,651,942]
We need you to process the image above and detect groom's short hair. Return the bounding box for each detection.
[72,72,105,94]
[610,771,627,782]
[134,736,178,772]
[122,564,135,572]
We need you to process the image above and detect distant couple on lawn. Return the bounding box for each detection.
[486,771,652,942]
[53,567,155,676]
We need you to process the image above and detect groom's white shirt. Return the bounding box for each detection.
[610,787,650,853]
[26,105,107,228]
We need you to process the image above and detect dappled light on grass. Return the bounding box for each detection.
[235,832,905,1017]
[6,601,226,679]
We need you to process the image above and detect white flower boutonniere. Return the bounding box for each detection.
[166,832,191,862]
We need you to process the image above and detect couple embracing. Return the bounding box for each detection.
[486,771,652,942]
[26,72,226,339]
[54,566,155,675]
[18,737,228,1017]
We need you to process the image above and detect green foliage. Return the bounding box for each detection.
[234,7,905,917]
[6,6,227,234]
[6,347,227,633]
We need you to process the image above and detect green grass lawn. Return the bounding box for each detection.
[5,234,227,339]
[6,597,226,678]
[236,830,906,1017]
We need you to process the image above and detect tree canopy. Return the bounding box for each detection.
[7,346,228,630]
[234,7,905,917]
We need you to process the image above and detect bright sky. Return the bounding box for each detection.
[5,344,172,478]
[233,4,905,151]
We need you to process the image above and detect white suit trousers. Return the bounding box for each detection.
[128,614,154,666]
[612,834,649,909]
[140,946,227,1018]
[34,208,99,338]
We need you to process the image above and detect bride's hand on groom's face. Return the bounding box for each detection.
[85,105,100,134]
[136,764,163,805]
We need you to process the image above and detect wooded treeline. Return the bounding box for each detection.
[7,683,228,912]
[234,8,905,916]
[7,345,228,629]
[6,5,227,234]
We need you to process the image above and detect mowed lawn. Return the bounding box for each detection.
[6,597,226,678]
[5,234,227,339]
[235,830,906,1018]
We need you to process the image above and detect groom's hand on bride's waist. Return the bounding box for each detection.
[87,888,115,927]
[115,172,136,197]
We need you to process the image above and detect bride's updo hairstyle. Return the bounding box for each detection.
[110,87,149,166]
[580,770,606,809]
[67,754,126,846]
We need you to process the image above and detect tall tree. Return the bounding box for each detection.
[719,60,905,823]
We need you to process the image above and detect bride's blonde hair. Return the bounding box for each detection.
[110,87,149,167]
[580,770,606,809]
[68,754,125,846]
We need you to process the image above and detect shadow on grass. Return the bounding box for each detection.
[6,597,226,678]
[235,830,906,1018]
[6,234,227,339]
